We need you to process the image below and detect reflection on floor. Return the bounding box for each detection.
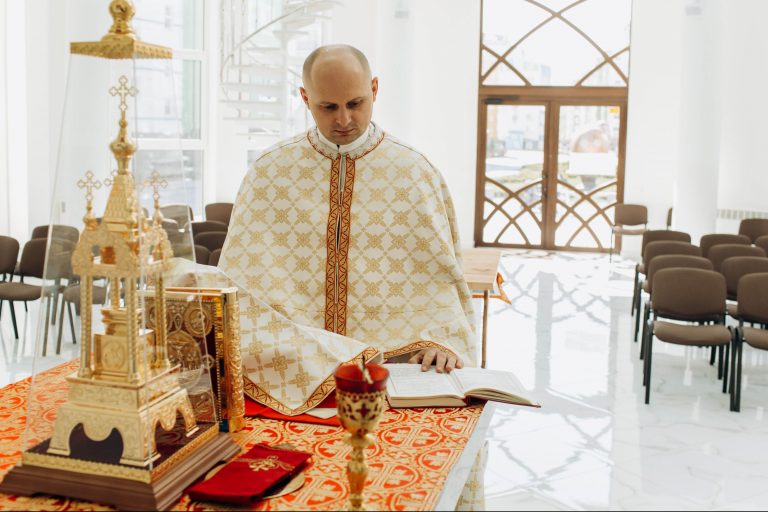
[483,250,768,511]
[2,250,768,510]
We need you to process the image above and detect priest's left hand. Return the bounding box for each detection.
[409,348,464,373]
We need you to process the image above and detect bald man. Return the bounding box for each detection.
[212,44,476,415]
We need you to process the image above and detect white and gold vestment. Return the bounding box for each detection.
[206,123,476,414]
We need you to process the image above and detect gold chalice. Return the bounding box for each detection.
[335,362,389,511]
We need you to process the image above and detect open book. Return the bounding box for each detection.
[385,364,540,408]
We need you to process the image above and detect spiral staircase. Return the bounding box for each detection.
[219,0,336,141]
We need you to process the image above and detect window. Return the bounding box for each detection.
[132,0,206,218]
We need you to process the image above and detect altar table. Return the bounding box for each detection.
[0,360,493,511]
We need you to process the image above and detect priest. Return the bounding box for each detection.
[193,44,476,416]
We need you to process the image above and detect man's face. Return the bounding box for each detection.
[300,55,378,146]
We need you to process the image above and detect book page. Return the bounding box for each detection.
[452,367,533,404]
[385,364,463,399]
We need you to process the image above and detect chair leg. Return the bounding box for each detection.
[645,331,654,403]
[23,301,27,312]
[730,329,737,411]
[42,295,53,357]
[67,303,77,344]
[643,318,653,385]
[631,266,639,316]
[734,328,743,412]
[640,302,650,359]
[56,298,66,355]
[710,346,716,366]
[717,345,724,380]
[609,232,614,263]
[722,343,729,394]
[9,302,19,340]
[634,295,645,342]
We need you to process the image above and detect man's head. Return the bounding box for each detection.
[300,45,378,145]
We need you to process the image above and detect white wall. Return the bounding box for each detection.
[325,0,480,247]
[716,0,768,232]
[625,0,768,252]
[0,0,8,236]
[10,0,768,252]
[4,0,30,242]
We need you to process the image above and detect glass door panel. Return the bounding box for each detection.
[554,104,621,249]
[481,104,547,246]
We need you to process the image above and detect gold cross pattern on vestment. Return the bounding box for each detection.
[109,75,137,112]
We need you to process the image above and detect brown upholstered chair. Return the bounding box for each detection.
[643,267,732,404]
[738,218,768,244]
[0,236,19,282]
[205,202,234,225]
[638,254,713,356]
[57,282,108,352]
[721,256,768,302]
[632,230,691,317]
[707,244,766,272]
[170,243,209,265]
[755,235,768,256]
[188,220,228,237]
[30,224,80,244]
[610,203,648,262]
[0,239,46,339]
[209,248,221,267]
[699,233,751,258]
[633,240,701,338]
[161,218,185,244]
[160,204,194,228]
[194,231,227,253]
[731,272,768,411]
[194,245,211,265]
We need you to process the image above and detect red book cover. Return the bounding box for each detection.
[186,444,312,505]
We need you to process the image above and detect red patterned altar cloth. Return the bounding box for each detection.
[0,361,483,511]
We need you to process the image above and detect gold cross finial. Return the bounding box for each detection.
[144,170,168,208]
[109,75,137,112]
[77,170,102,226]
[144,170,168,226]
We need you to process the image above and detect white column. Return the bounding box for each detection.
[673,0,723,244]
[624,0,683,232]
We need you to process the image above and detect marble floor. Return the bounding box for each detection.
[483,250,768,511]
[2,250,768,510]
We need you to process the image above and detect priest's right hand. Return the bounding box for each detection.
[408,348,464,374]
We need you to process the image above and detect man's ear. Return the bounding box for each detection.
[371,77,379,101]
[299,86,310,108]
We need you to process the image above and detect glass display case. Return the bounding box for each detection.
[0,1,238,509]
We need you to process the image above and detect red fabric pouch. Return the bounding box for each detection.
[244,394,341,426]
[186,444,312,505]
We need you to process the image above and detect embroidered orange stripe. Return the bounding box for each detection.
[336,156,356,336]
[324,156,341,333]
[323,155,356,336]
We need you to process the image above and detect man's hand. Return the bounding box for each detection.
[408,348,464,373]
